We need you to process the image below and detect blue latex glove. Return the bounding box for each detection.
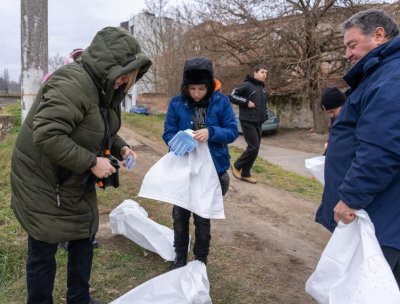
[168,130,198,156]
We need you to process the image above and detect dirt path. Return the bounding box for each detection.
[216,179,329,303]
[103,125,330,303]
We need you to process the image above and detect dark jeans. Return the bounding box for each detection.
[172,206,211,260]
[234,120,262,177]
[27,235,94,304]
[382,246,400,288]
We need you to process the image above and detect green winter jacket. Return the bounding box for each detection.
[10,27,151,244]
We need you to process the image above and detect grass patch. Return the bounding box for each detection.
[0,132,27,303]
[0,102,21,133]
[230,146,323,203]
[0,103,26,302]
[121,112,165,140]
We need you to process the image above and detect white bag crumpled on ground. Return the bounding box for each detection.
[305,156,325,184]
[139,141,224,219]
[110,261,212,304]
[306,210,400,304]
[109,199,175,261]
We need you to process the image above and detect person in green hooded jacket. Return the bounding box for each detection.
[10,27,151,304]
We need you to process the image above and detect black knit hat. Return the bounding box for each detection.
[181,57,216,105]
[320,87,347,111]
[182,56,214,86]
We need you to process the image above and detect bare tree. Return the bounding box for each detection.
[48,53,65,72]
[2,69,10,93]
[9,80,22,93]
[189,0,381,133]
[137,0,189,96]
[0,76,6,93]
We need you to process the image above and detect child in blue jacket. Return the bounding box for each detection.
[163,56,238,269]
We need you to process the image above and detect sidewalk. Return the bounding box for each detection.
[231,136,319,178]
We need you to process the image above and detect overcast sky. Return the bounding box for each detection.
[0,0,184,82]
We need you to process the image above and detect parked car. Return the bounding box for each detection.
[129,105,149,115]
[235,109,279,135]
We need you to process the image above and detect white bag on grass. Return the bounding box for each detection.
[139,141,224,219]
[305,156,325,184]
[109,199,175,261]
[306,210,400,304]
[110,261,212,304]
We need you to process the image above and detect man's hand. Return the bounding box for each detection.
[91,157,117,179]
[120,145,137,161]
[248,101,256,108]
[193,129,209,142]
[333,200,357,224]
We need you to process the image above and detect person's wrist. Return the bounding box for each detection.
[89,157,97,169]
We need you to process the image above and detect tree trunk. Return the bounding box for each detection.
[21,0,48,121]
[304,12,328,134]
[311,94,328,134]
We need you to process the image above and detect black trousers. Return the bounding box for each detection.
[172,205,211,259]
[27,235,94,304]
[382,246,400,288]
[171,173,229,259]
[234,120,262,177]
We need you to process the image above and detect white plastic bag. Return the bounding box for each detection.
[306,210,400,304]
[109,199,175,261]
[305,156,325,184]
[110,261,212,304]
[139,141,224,219]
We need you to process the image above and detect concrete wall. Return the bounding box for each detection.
[268,94,313,129]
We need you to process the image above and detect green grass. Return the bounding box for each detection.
[0,103,26,302]
[230,146,323,203]
[0,102,21,133]
[121,112,166,140]
[0,135,27,303]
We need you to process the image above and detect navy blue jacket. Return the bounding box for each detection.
[163,91,238,174]
[316,36,400,250]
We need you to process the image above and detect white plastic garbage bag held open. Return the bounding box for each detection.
[110,261,212,304]
[139,141,224,219]
[109,199,175,261]
[305,156,325,185]
[306,210,400,304]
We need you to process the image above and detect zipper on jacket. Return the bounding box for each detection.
[83,196,95,237]
[56,184,61,208]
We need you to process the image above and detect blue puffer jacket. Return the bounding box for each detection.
[163,90,238,174]
[316,36,400,250]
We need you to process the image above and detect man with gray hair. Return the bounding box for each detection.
[315,8,400,286]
